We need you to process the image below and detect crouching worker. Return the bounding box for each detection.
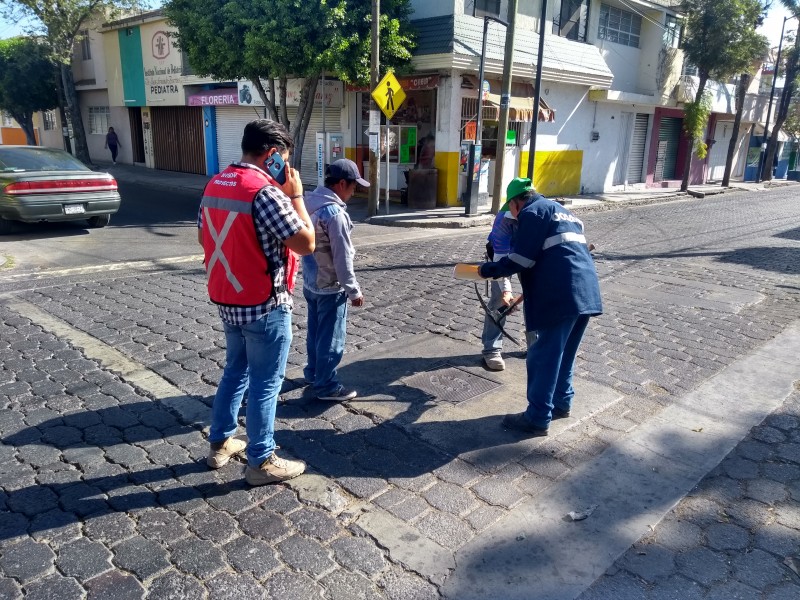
[198,119,315,485]
[478,178,602,436]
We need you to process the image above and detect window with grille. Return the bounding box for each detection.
[80,30,92,60]
[552,0,589,42]
[2,112,14,127]
[598,3,641,48]
[43,110,57,131]
[88,107,110,134]
[664,14,681,48]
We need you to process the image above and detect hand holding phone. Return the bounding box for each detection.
[264,152,287,185]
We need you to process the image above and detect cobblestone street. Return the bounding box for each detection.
[1,188,799,599]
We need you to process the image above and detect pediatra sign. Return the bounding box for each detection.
[237,79,344,108]
[142,24,185,105]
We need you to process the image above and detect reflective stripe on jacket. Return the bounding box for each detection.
[200,164,298,306]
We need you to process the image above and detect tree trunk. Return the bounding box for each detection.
[60,63,91,165]
[9,110,38,146]
[680,74,708,192]
[289,77,319,171]
[252,76,278,121]
[722,73,750,187]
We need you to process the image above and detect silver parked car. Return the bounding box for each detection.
[0,146,121,233]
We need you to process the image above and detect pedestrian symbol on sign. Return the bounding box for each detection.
[372,72,406,121]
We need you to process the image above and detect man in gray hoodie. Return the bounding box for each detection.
[302,159,369,401]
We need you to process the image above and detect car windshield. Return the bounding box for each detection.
[0,148,90,173]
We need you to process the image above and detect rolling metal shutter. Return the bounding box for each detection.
[216,106,266,173]
[286,107,327,188]
[626,114,649,184]
[613,112,633,186]
[656,116,682,181]
[151,107,206,175]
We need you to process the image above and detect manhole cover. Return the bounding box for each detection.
[402,364,502,404]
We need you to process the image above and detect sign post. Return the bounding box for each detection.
[372,72,406,214]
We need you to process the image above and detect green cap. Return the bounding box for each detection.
[506,177,534,201]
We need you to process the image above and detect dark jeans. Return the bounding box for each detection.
[108,145,118,162]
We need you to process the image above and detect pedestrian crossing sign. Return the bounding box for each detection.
[372,72,406,121]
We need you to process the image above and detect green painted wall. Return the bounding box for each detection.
[118,27,146,106]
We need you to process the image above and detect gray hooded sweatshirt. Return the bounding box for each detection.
[301,185,361,300]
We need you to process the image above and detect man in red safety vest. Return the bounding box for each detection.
[198,119,315,486]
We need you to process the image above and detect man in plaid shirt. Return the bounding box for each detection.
[198,119,314,485]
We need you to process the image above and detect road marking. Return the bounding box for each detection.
[5,299,210,427]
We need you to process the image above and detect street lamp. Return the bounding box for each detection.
[463,12,508,216]
[758,14,796,182]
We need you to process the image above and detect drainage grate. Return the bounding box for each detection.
[402,364,502,404]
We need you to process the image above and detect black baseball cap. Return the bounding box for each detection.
[326,159,370,187]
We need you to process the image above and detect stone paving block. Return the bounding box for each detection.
[22,574,84,600]
[288,507,341,542]
[675,547,730,586]
[104,444,150,468]
[147,571,206,600]
[744,477,788,505]
[422,481,479,516]
[29,509,82,548]
[377,566,441,600]
[169,535,228,579]
[329,536,387,577]
[320,570,384,600]
[762,460,800,484]
[56,537,113,581]
[156,484,205,515]
[264,571,322,600]
[414,509,473,551]
[616,542,676,583]
[236,507,292,543]
[207,572,268,600]
[136,508,189,544]
[470,477,526,509]
[705,522,751,551]
[732,547,789,589]
[6,485,59,516]
[223,536,280,580]
[278,534,335,578]
[645,575,706,600]
[753,521,800,557]
[432,458,483,487]
[577,569,651,600]
[0,538,56,583]
[373,487,430,522]
[41,425,83,446]
[205,486,255,515]
[83,511,137,546]
[337,476,389,500]
[84,570,145,599]
[186,508,238,543]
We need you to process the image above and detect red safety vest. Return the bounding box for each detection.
[200,163,298,306]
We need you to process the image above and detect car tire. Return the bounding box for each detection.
[0,218,18,235]
[87,214,111,228]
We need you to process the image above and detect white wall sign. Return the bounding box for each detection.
[237,79,344,108]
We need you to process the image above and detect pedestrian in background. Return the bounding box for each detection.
[198,119,315,485]
[479,177,602,436]
[302,159,368,401]
[104,127,120,164]
[481,194,521,371]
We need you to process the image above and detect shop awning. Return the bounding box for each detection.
[484,93,555,122]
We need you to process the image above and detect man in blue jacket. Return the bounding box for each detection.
[302,159,368,401]
[479,178,602,436]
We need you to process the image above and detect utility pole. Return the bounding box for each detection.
[758,15,788,183]
[527,0,547,181]
[368,0,381,217]
[490,0,518,214]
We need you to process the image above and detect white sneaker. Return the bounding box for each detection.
[483,354,505,371]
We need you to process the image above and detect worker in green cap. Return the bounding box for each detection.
[478,177,602,436]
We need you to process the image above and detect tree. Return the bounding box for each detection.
[721,73,751,187]
[0,37,59,145]
[679,0,769,191]
[0,0,142,164]
[761,0,800,181]
[164,0,415,170]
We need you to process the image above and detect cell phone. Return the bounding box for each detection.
[264,153,287,185]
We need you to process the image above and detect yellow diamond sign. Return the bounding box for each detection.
[372,72,406,121]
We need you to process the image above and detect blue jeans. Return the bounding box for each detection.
[481,279,507,356]
[303,289,348,396]
[524,315,590,429]
[209,304,292,467]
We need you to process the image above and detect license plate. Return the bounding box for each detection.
[64,204,85,214]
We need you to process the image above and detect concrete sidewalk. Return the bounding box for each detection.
[99,161,798,230]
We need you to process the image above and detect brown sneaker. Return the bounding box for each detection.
[207,436,247,469]
[245,451,306,486]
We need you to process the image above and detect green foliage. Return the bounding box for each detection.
[684,91,712,158]
[680,0,769,82]
[164,0,415,86]
[0,37,58,115]
[0,0,144,63]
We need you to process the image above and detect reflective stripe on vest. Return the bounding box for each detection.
[203,206,243,293]
[542,231,587,250]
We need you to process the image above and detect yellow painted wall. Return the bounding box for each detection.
[519,150,583,197]
[435,151,460,207]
